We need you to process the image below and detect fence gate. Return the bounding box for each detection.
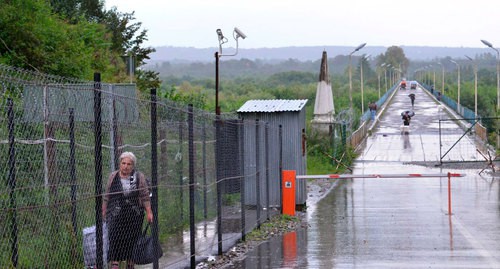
[438,117,494,164]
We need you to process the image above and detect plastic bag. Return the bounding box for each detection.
[83,222,108,267]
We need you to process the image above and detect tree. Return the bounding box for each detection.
[103,7,158,89]
[376,46,410,76]
[0,0,111,78]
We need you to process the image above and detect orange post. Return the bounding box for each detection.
[282,170,296,216]
[447,172,452,215]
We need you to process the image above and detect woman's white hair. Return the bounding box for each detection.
[119,151,137,165]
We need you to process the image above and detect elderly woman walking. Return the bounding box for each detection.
[102,152,153,269]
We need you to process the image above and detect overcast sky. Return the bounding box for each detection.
[105,0,499,49]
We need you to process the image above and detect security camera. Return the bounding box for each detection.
[234,27,247,39]
[216,29,224,41]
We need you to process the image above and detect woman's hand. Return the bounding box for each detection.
[146,206,153,223]
[102,204,107,218]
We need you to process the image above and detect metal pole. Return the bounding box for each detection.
[447,172,452,216]
[239,119,246,241]
[69,108,77,237]
[215,52,220,116]
[93,73,104,269]
[202,121,207,219]
[496,50,500,110]
[348,54,353,109]
[384,68,387,92]
[377,71,381,98]
[360,58,365,114]
[150,89,160,269]
[7,98,18,268]
[216,116,222,255]
[188,104,195,268]
[450,60,460,112]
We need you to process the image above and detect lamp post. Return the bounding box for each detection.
[215,27,246,115]
[481,39,500,148]
[348,43,367,109]
[437,62,445,94]
[377,66,381,98]
[386,64,393,86]
[360,54,370,114]
[465,55,478,117]
[450,60,461,112]
[432,66,436,89]
[481,39,500,110]
[394,68,402,84]
[381,63,388,92]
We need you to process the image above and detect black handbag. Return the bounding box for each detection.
[132,223,163,265]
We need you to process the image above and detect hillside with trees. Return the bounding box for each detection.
[1,1,498,151]
[0,0,159,89]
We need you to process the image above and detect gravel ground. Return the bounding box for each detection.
[195,178,338,269]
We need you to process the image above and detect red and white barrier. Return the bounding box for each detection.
[290,172,465,216]
[296,173,465,179]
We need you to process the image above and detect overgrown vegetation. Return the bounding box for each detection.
[244,214,300,242]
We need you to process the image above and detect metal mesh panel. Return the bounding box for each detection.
[0,64,288,268]
[438,118,493,163]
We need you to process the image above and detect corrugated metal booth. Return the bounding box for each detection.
[237,99,308,208]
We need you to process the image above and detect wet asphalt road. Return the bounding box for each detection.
[236,86,500,268]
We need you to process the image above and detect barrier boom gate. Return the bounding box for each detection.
[282,171,465,217]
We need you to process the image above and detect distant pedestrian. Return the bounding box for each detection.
[408,93,415,108]
[402,111,411,126]
[368,102,377,120]
[437,92,441,101]
[430,85,434,95]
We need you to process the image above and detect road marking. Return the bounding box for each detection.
[451,214,499,268]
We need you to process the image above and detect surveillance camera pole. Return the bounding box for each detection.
[214,28,246,258]
[215,51,220,116]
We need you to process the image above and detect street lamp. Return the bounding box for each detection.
[215,27,247,115]
[450,59,461,112]
[465,55,478,117]
[381,63,388,92]
[481,39,500,110]
[437,62,445,95]
[360,54,370,114]
[386,64,393,86]
[348,43,367,109]
[432,65,436,89]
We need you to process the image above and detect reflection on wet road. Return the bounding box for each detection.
[236,87,500,268]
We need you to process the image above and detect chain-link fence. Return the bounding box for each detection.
[0,64,287,268]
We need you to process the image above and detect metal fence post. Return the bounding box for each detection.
[239,119,246,241]
[202,121,208,219]
[150,89,160,269]
[8,98,18,268]
[93,73,104,269]
[69,108,77,243]
[216,115,222,255]
[188,104,196,268]
[178,121,184,220]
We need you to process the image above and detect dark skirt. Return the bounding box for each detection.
[108,204,144,262]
